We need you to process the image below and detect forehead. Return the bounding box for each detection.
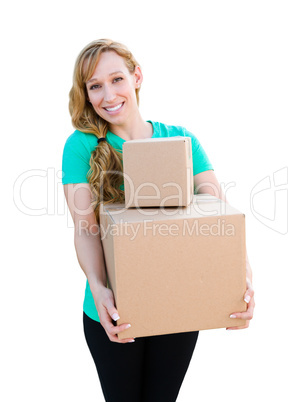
[88,51,129,80]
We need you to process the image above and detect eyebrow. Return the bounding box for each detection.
[87,71,124,84]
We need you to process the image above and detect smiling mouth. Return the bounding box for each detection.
[103,102,124,112]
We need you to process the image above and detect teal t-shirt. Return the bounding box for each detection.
[62,120,214,322]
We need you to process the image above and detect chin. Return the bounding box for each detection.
[107,113,130,127]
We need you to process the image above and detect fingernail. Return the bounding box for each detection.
[125,324,131,329]
[230,314,237,318]
[112,313,120,321]
[244,295,251,303]
[128,339,135,343]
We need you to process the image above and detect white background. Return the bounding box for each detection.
[2,0,299,401]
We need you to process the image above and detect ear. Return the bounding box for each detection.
[134,65,143,88]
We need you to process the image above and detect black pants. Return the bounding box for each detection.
[83,312,199,402]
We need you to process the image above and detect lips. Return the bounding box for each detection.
[103,102,124,112]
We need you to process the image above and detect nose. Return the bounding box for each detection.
[103,84,117,103]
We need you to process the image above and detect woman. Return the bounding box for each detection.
[62,39,255,402]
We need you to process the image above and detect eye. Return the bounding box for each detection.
[114,77,123,83]
[89,84,101,90]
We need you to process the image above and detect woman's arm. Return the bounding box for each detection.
[194,170,255,329]
[194,169,228,202]
[63,183,135,343]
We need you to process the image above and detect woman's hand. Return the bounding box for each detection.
[226,277,255,330]
[95,286,135,343]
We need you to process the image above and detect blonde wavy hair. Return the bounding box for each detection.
[69,38,141,223]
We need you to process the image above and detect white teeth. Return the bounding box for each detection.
[105,103,123,112]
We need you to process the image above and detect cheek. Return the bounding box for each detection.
[88,91,103,106]
[88,97,103,116]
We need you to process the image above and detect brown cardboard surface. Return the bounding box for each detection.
[123,136,193,208]
[99,194,247,339]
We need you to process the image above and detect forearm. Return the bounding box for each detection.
[74,230,107,296]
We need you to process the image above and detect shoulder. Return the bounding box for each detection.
[65,130,97,148]
[62,130,97,185]
[63,130,97,155]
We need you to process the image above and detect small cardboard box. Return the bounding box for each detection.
[99,194,247,339]
[123,136,193,208]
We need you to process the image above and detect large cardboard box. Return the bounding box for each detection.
[99,194,247,339]
[123,136,193,208]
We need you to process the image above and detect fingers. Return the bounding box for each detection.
[102,319,135,343]
[244,278,254,303]
[105,297,121,322]
[228,279,255,331]
[99,297,135,343]
[104,321,136,344]
[230,296,255,320]
[230,278,255,319]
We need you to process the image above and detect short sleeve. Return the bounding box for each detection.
[62,131,93,184]
[184,129,214,175]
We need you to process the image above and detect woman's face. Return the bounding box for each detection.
[85,51,142,128]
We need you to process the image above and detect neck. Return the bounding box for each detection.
[108,112,153,141]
